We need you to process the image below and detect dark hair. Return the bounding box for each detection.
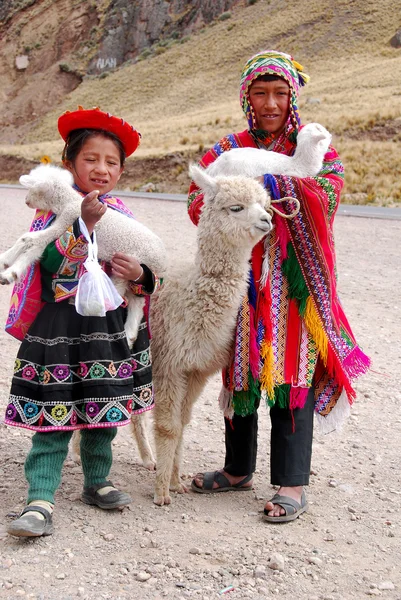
[255,74,285,83]
[62,128,126,165]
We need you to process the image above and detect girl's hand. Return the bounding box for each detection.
[81,190,107,234]
[111,252,144,283]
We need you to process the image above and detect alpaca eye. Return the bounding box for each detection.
[229,205,244,213]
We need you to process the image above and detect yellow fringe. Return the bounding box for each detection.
[304,297,328,365]
[260,340,275,401]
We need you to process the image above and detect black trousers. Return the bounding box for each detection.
[224,387,315,486]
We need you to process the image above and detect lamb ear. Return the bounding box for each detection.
[189,164,218,198]
[19,174,35,188]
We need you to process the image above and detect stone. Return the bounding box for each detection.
[268,553,285,572]
[390,30,401,48]
[308,556,323,566]
[15,55,29,70]
[377,581,395,590]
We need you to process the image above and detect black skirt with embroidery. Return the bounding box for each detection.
[4,301,154,431]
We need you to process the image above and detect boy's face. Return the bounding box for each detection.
[248,78,291,135]
[64,134,123,194]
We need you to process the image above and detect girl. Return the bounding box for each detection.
[6,107,158,537]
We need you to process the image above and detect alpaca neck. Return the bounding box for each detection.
[195,230,253,281]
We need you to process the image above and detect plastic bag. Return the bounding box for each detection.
[75,218,123,317]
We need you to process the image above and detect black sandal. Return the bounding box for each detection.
[191,471,253,494]
[81,480,132,510]
[7,505,54,537]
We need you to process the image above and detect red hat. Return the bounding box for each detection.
[58,106,141,157]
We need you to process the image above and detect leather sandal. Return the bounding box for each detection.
[263,490,308,523]
[7,505,54,537]
[81,480,132,510]
[191,471,253,494]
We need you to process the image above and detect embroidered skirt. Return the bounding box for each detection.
[4,301,154,431]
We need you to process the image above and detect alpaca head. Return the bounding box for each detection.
[190,165,272,245]
[20,165,74,212]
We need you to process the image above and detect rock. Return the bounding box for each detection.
[268,553,285,572]
[390,30,401,48]
[139,182,156,193]
[189,547,201,555]
[136,571,151,582]
[15,55,29,70]
[56,573,66,580]
[101,533,115,541]
[254,565,267,579]
[308,556,323,566]
[377,581,395,590]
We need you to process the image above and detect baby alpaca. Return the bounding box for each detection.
[0,165,167,346]
[151,166,277,506]
[205,122,331,178]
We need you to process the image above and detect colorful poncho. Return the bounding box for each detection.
[188,126,370,431]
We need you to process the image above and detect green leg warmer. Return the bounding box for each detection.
[25,430,73,504]
[80,427,118,488]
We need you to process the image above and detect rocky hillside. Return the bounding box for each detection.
[0,0,241,144]
[0,0,400,202]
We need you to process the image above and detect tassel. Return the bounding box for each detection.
[281,243,309,315]
[260,235,270,288]
[304,297,328,363]
[232,386,258,416]
[218,385,231,412]
[343,346,372,379]
[274,383,291,408]
[249,305,260,380]
[289,386,310,409]
[316,391,351,434]
[260,340,274,401]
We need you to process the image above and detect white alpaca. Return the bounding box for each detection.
[205,122,331,178]
[151,167,276,505]
[0,164,167,347]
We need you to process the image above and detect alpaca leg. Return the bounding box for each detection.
[130,412,156,470]
[70,430,81,463]
[153,377,187,506]
[169,431,186,493]
[170,371,208,493]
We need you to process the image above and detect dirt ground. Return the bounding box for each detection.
[0,187,400,600]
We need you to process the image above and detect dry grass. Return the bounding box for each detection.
[1,0,401,203]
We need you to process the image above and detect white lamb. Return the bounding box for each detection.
[205,122,331,178]
[0,164,167,347]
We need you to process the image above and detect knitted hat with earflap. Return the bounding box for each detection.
[239,50,310,131]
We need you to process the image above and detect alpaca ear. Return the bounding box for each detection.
[189,164,218,199]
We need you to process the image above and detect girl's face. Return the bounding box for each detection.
[248,78,290,135]
[64,134,124,195]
